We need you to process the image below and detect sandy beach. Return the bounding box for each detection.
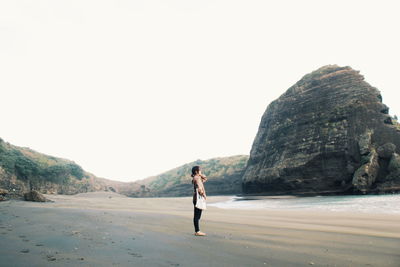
[0,192,399,267]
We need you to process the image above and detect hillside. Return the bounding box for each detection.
[0,137,122,198]
[0,137,248,198]
[131,155,249,197]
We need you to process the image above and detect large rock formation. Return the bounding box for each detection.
[243,65,400,195]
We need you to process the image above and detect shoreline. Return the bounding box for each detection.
[1,192,399,266]
[237,190,400,197]
[209,194,400,215]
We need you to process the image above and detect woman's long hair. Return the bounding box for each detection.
[191,166,200,184]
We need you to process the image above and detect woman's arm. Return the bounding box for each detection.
[195,176,207,199]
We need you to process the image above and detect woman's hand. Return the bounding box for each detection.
[199,189,207,200]
[198,188,206,198]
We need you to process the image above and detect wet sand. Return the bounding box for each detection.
[0,192,399,267]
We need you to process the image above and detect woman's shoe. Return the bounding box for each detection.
[194,231,206,236]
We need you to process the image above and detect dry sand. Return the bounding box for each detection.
[0,192,399,267]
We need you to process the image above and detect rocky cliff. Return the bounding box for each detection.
[243,65,400,195]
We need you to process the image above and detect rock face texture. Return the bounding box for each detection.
[243,65,400,195]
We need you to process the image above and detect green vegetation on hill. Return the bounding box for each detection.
[0,138,86,188]
[0,137,250,198]
[136,155,249,196]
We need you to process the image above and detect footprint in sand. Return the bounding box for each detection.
[166,261,180,266]
[128,252,142,258]
[46,255,57,261]
[18,235,29,242]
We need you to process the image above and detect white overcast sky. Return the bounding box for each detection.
[1,0,399,182]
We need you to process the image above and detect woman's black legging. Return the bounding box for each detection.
[193,206,202,232]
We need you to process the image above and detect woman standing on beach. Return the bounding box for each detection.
[191,166,207,236]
